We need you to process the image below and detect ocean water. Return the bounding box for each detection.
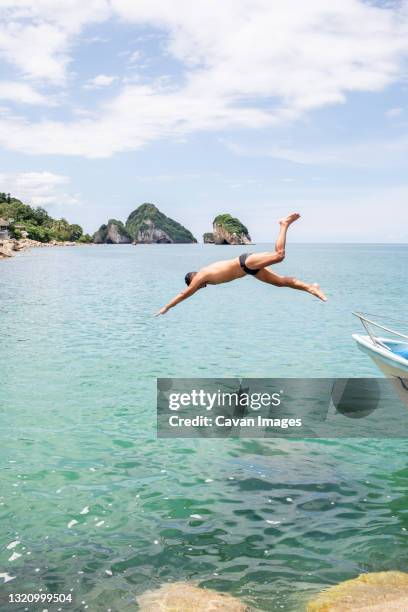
[1,243,408,611]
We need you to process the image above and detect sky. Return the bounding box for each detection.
[0,0,408,242]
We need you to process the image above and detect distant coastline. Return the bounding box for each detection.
[1,191,254,254]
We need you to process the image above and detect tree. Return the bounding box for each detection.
[68,224,83,241]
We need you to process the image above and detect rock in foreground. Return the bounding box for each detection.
[126,203,197,244]
[307,571,408,611]
[137,583,248,611]
[93,219,132,244]
[211,214,251,245]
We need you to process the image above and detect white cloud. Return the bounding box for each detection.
[0,81,53,105]
[84,74,117,89]
[128,50,141,63]
[0,172,81,207]
[385,106,403,118]
[0,1,408,155]
[0,22,70,83]
[223,135,408,168]
[113,0,408,114]
[133,172,202,182]
[0,83,273,157]
[0,1,110,83]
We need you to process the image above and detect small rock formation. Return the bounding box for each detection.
[307,571,408,611]
[125,203,197,244]
[209,214,251,245]
[93,219,132,244]
[203,232,215,243]
[137,582,249,611]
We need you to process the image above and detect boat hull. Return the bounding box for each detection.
[352,334,408,378]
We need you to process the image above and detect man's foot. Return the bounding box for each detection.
[309,283,327,302]
[279,213,300,226]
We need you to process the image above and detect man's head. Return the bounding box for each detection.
[185,271,197,286]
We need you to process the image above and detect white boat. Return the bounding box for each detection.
[352,312,408,378]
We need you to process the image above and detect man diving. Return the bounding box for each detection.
[156,213,327,315]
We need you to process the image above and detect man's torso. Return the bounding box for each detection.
[200,257,246,284]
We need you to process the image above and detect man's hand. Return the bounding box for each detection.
[155,275,204,317]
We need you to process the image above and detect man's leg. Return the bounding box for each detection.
[245,213,300,270]
[256,267,327,302]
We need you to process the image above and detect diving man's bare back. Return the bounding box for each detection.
[156,213,327,315]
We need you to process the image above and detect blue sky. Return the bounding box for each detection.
[0,0,408,241]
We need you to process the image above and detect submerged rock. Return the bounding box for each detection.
[137,582,249,611]
[307,571,408,611]
[210,214,251,245]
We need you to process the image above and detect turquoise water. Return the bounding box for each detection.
[1,243,408,611]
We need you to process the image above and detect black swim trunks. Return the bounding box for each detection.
[239,253,260,276]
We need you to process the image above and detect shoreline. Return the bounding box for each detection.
[0,241,251,260]
[0,238,96,260]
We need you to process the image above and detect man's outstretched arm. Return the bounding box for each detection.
[155,274,204,315]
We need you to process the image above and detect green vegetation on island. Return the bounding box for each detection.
[0,192,92,243]
[213,213,249,237]
[125,203,197,244]
[1,191,251,249]
[93,219,132,244]
[206,213,251,244]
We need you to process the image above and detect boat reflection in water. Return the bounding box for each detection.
[352,312,408,409]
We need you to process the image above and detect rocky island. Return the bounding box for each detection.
[93,203,197,244]
[126,203,196,244]
[203,213,251,245]
[93,219,132,244]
